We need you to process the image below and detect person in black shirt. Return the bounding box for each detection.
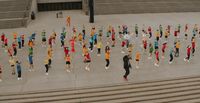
[123,54,132,81]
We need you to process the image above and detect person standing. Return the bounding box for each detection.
[44,57,49,75]
[28,54,34,72]
[66,16,71,27]
[175,40,180,57]
[16,61,22,80]
[17,36,22,49]
[41,30,47,47]
[21,34,25,47]
[169,47,174,64]
[97,39,102,56]
[84,51,91,71]
[65,54,71,72]
[162,42,167,58]
[105,45,110,69]
[123,54,132,81]
[9,57,15,75]
[148,43,154,59]
[184,45,191,62]
[135,24,139,37]
[191,37,196,56]
[135,51,141,69]
[154,50,160,67]
[0,64,2,82]
[12,41,17,56]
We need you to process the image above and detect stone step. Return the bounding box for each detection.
[0,11,29,19]
[94,0,200,15]
[1,76,200,103]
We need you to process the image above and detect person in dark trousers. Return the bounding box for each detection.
[16,61,22,80]
[123,54,132,81]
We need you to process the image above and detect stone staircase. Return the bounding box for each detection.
[0,0,32,29]
[94,0,200,15]
[0,76,200,103]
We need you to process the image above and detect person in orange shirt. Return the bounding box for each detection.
[66,16,71,27]
[65,54,71,72]
[135,51,141,69]
[105,45,110,69]
[13,32,17,41]
[78,33,83,45]
[175,40,180,57]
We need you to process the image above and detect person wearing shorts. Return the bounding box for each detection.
[65,54,71,72]
[105,46,110,70]
[84,51,91,71]
[135,51,141,69]
[44,57,49,75]
[9,57,15,75]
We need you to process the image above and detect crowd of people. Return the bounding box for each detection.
[0,17,199,82]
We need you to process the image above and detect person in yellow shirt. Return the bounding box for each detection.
[65,54,71,72]
[97,39,102,56]
[78,33,83,45]
[164,29,169,40]
[135,51,141,69]
[66,16,71,27]
[105,45,110,69]
[155,30,160,41]
[44,57,49,75]
[175,40,180,57]
[9,57,16,75]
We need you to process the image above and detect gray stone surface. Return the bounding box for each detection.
[0,10,200,94]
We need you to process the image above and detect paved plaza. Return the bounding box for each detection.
[0,10,200,94]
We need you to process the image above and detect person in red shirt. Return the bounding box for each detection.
[121,40,126,53]
[1,33,5,47]
[191,37,196,56]
[48,36,53,48]
[111,31,116,47]
[148,26,152,38]
[84,51,91,71]
[12,41,17,56]
[70,38,75,53]
[184,45,191,62]
[162,42,167,58]
[174,30,178,38]
[154,50,159,67]
[4,37,8,47]
[143,38,147,52]
[64,46,69,56]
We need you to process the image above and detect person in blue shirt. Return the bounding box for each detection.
[60,33,65,47]
[169,47,174,64]
[93,33,97,46]
[16,61,22,80]
[89,36,94,52]
[154,39,159,50]
[28,54,34,72]
[17,36,22,49]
